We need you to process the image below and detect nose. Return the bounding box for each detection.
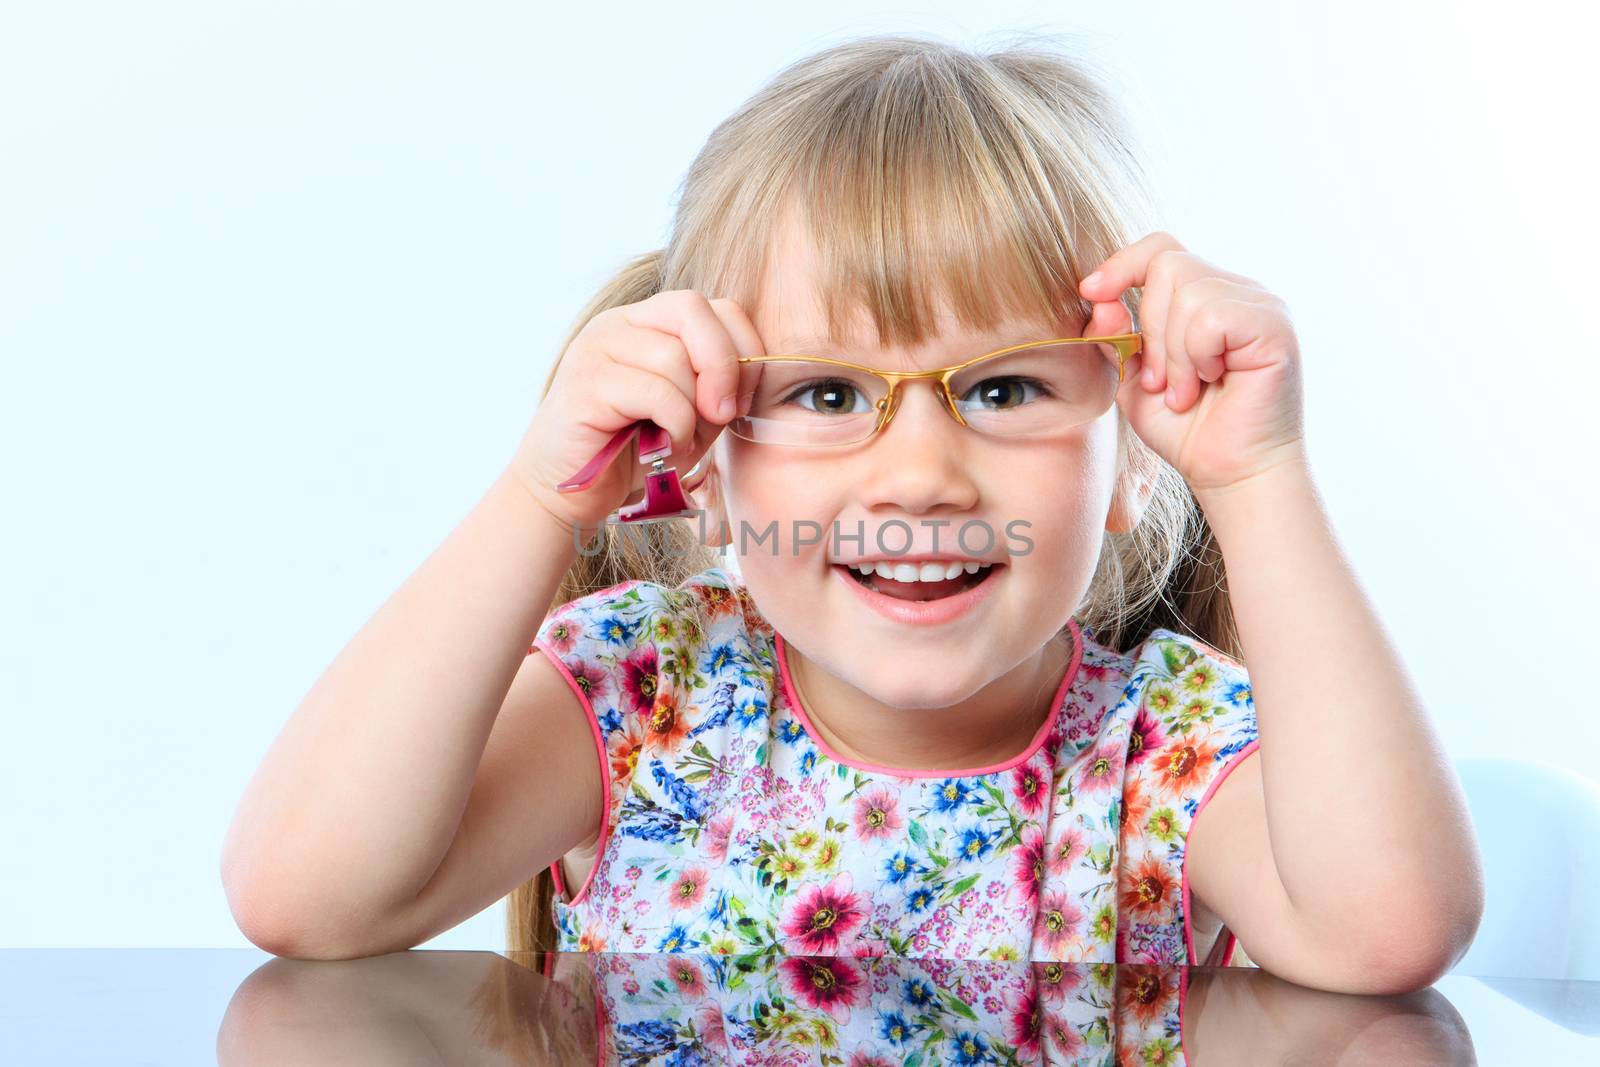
[855,378,979,515]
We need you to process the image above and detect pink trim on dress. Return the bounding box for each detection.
[530,640,612,910]
[771,620,1085,778]
[1177,739,1259,1063]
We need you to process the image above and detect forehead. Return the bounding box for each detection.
[747,209,1087,365]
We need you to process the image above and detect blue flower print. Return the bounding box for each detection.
[733,696,769,731]
[658,923,694,952]
[903,978,936,1007]
[777,718,805,745]
[932,778,977,812]
[957,825,993,863]
[883,851,926,884]
[799,748,818,776]
[595,613,639,648]
[880,1010,915,1044]
[907,884,941,913]
[950,1031,991,1065]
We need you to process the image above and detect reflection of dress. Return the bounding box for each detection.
[580,951,1193,1067]
[531,567,1260,967]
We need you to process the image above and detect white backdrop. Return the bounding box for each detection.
[3,0,1595,950]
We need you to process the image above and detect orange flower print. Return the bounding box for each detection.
[1116,964,1180,1030]
[607,719,645,786]
[1119,851,1178,923]
[1149,728,1222,803]
[643,688,691,754]
[1119,775,1151,841]
[694,583,741,621]
[576,927,607,952]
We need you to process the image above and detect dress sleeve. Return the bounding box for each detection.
[1116,627,1259,966]
[528,578,682,902]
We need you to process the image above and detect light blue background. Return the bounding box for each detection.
[3,1,1594,950]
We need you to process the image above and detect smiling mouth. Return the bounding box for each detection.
[838,563,1001,602]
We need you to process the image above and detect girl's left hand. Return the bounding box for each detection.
[1079,231,1308,496]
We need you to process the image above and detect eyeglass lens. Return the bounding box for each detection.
[726,342,1121,447]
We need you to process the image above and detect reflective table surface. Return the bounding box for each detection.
[2,949,1598,1064]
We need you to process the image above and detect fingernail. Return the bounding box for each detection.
[718,396,735,420]
[1143,368,1156,388]
[1082,270,1103,289]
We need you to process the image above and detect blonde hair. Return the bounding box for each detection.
[507,30,1242,954]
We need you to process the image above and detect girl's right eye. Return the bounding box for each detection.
[781,379,873,416]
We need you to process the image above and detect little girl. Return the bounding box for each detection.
[222,33,1484,1007]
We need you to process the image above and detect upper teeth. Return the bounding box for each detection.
[848,560,992,582]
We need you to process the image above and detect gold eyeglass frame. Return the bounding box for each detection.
[724,331,1143,445]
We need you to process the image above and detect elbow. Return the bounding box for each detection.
[222,857,406,961]
[1353,885,1486,996]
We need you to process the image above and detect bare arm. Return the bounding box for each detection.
[220,468,597,959]
[1184,458,1486,993]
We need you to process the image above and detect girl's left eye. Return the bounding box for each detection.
[956,376,1048,410]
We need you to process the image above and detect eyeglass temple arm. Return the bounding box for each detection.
[554,419,706,522]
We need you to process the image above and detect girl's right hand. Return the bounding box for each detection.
[506,290,767,532]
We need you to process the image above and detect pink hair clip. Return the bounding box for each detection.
[554,419,710,524]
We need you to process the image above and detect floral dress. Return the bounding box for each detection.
[570,950,1197,1066]
[529,566,1260,977]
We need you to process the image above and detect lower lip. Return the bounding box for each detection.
[833,564,1003,626]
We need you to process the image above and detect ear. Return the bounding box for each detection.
[1105,467,1155,535]
[686,454,732,549]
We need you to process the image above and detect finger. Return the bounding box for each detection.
[606,328,698,412]
[602,362,700,461]
[1077,231,1187,304]
[623,290,746,424]
[1081,297,1136,383]
[704,297,768,417]
[1183,296,1282,383]
[1166,279,1276,410]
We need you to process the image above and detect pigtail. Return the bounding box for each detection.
[505,250,725,954]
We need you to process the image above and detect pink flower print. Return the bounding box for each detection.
[668,957,708,998]
[705,811,736,863]
[1046,823,1088,880]
[847,1052,894,1067]
[541,616,580,657]
[1125,706,1165,768]
[1076,738,1123,797]
[1010,825,1047,905]
[668,866,709,910]
[850,784,904,843]
[1042,1009,1086,1060]
[695,1001,728,1049]
[1007,985,1043,1056]
[779,955,862,1018]
[619,645,659,715]
[780,873,867,953]
[1034,890,1086,957]
[1011,763,1048,817]
[1033,961,1087,1004]
[568,659,610,706]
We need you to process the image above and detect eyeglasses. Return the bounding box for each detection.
[555,332,1141,524]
